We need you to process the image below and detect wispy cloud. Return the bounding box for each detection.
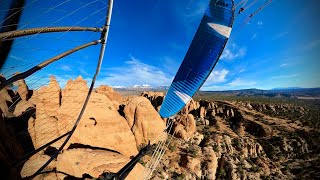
[280,63,288,67]
[204,69,229,85]
[228,78,256,87]
[221,43,247,60]
[251,33,257,40]
[200,85,229,91]
[271,74,298,79]
[59,65,72,71]
[239,68,246,73]
[96,56,172,87]
[9,55,23,61]
[272,31,289,40]
[257,21,263,26]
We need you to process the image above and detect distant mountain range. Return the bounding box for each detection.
[199,87,320,99]
[271,87,304,90]
[114,85,169,90]
[115,86,320,99]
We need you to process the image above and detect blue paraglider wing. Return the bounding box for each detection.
[159,0,234,118]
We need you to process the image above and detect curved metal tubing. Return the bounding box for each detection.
[0,40,99,90]
[0,26,101,39]
[32,0,113,177]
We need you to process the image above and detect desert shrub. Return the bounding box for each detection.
[232,138,241,149]
[186,145,198,158]
[238,166,244,177]
[217,168,226,179]
[282,164,289,171]
[168,144,177,152]
[251,165,261,172]
[213,144,219,152]
[172,172,186,180]
[203,126,211,136]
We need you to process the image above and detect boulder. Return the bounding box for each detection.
[199,107,206,118]
[21,154,56,178]
[28,117,36,147]
[256,158,270,176]
[181,99,200,115]
[0,99,9,117]
[31,102,60,149]
[223,135,234,154]
[230,109,235,117]
[190,132,204,145]
[141,91,164,110]
[0,87,12,103]
[241,138,265,158]
[123,96,166,147]
[57,148,145,179]
[32,76,61,117]
[245,102,252,110]
[173,114,196,140]
[57,92,138,157]
[180,155,201,178]
[266,104,276,112]
[96,85,123,102]
[0,84,12,117]
[225,109,230,117]
[13,100,35,117]
[202,147,218,180]
[61,76,88,105]
[237,123,246,137]
[16,79,29,101]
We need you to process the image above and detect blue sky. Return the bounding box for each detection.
[1,0,319,90]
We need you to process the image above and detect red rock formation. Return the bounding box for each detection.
[0,81,12,117]
[123,96,166,147]
[13,100,35,117]
[15,79,29,101]
[141,91,164,110]
[181,99,200,115]
[31,76,60,117]
[96,85,123,102]
[173,114,196,140]
[57,92,139,157]
[56,148,145,179]
[20,154,55,178]
[29,76,138,156]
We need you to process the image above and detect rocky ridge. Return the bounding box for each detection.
[0,78,319,179]
[142,92,320,180]
[0,76,166,179]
